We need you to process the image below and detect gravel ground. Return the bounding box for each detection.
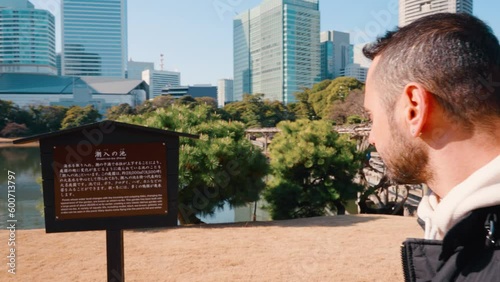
[0,214,422,282]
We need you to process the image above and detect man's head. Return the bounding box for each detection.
[363,13,500,185]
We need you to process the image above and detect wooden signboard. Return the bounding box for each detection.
[14,120,198,281]
[14,121,198,233]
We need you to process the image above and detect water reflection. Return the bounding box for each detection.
[200,201,271,224]
[0,146,44,229]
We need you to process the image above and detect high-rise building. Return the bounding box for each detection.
[233,0,320,104]
[0,0,56,75]
[61,0,127,77]
[341,63,368,83]
[127,59,154,80]
[142,69,180,99]
[320,30,353,80]
[399,0,473,27]
[217,79,234,107]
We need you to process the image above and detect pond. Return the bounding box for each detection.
[0,146,44,229]
[0,145,271,229]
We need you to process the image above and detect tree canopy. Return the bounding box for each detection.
[0,100,18,130]
[118,104,269,224]
[264,119,364,219]
[61,105,102,129]
[223,93,295,128]
[290,77,365,122]
[106,103,135,120]
[27,105,68,134]
[0,100,68,137]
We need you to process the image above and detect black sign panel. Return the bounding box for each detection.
[53,142,168,220]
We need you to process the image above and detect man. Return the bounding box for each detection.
[363,13,500,281]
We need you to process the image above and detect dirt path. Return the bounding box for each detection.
[0,215,422,281]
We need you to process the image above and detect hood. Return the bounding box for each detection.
[417,154,500,240]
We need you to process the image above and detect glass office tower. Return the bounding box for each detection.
[234,0,320,104]
[233,11,252,102]
[320,31,353,80]
[0,0,56,75]
[62,0,127,77]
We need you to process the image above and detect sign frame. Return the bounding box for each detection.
[14,121,198,233]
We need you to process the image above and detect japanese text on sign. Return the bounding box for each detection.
[53,142,168,220]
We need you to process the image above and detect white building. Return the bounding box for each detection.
[399,0,473,27]
[61,0,128,77]
[341,63,368,83]
[127,60,154,80]
[142,69,181,99]
[353,43,372,69]
[0,0,56,75]
[217,79,233,107]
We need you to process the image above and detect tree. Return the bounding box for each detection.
[136,100,155,114]
[224,93,294,128]
[61,105,101,129]
[264,119,364,219]
[135,96,176,115]
[118,104,269,224]
[0,122,29,137]
[27,105,67,134]
[0,100,31,132]
[304,77,365,119]
[262,100,294,127]
[152,95,175,108]
[326,89,368,124]
[106,103,135,120]
[0,100,17,130]
[174,95,197,108]
[194,97,218,109]
[288,88,318,120]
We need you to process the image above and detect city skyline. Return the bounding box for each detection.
[29,0,500,87]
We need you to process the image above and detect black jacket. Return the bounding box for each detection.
[401,205,500,282]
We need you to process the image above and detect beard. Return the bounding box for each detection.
[378,118,433,185]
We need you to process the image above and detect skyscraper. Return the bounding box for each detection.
[320,30,353,80]
[61,0,127,77]
[233,0,320,104]
[399,0,473,27]
[0,0,56,75]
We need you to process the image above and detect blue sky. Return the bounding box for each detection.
[31,0,500,86]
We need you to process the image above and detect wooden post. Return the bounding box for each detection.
[253,200,257,221]
[106,229,124,282]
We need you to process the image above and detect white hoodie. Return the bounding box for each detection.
[417,154,500,240]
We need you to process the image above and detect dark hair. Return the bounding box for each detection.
[363,13,500,124]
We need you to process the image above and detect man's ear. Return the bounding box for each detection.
[402,83,431,137]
